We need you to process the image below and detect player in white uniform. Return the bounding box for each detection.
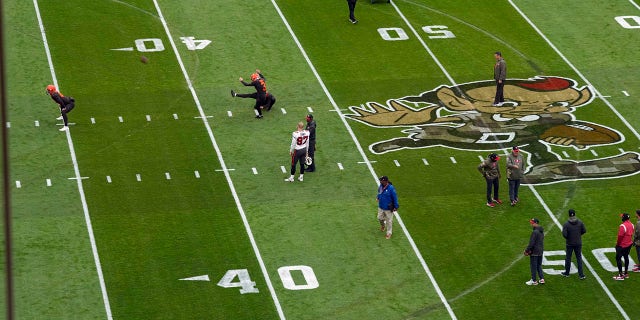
[285,122,310,182]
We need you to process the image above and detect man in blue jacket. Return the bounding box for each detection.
[377,176,399,239]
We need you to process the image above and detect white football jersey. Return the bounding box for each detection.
[290,129,310,152]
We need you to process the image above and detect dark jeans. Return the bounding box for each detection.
[60,101,75,126]
[529,255,544,281]
[347,0,357,20]
[485,177,499,203]
[615,245,632,275]
[565,244,584,277]
[508,179,520,202]
[494,80,504,104]
[236,92,267,115]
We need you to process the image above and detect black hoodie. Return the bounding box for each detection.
[562,217,586,246]
[526,226,544,256]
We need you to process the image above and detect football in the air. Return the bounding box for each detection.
[140,56,149,64]
[539,121,620,145]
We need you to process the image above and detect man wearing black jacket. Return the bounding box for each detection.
[561,209,587,279]
[525,218,545,285]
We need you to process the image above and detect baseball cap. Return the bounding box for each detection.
[621,213,630,221]
[512,146,519,152]
[529,218,539,225]
[489,153,500,161]
[568,209,575,217]
[379,176,389,181]
[306,113,313,119]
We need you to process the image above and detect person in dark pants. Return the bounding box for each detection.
[633,210,640,272]
[46,84,75,131]
[561,209,587,279]
[613,213,634,280]
[231,69,276,118]
[347,0,358,24]
[506,146,524,206]
[305,114,316,172]
[493,51,506,106]
[478,153,502,207]
[285,122,310,182]
[525,218,545,285]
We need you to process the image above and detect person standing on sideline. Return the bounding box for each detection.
[493,51,506,106]
[525,218,545,285]
[633,210,640,272]
[285,122,310,182]
[613,213,634,280]
[305,114,316,172]
[46,85,75,131]
[561,209,587,279]
[347,0,358,24]
[377,176,398,240]
[506,146,524,206]
[231,69,276,118]
[478,153,502,207]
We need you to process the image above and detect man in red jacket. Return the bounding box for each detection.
[613,213,634,280]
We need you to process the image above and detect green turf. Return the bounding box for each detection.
[3,0,640,319]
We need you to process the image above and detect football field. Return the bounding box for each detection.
[3,0,640,319]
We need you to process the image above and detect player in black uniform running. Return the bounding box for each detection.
[46,84,75,131]
[231,69,276,118]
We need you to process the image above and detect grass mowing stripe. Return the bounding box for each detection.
[151,1,285,318]
[32,1,113,318]
[270,1,457,318]
[509,0,640,142]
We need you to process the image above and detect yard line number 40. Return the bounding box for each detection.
[217,265,319,294]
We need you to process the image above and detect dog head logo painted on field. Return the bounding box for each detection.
[345,76,640,185]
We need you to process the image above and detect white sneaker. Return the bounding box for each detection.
[525,279,538,286]
[56,116,63,120]
[59,126,68,131]
[284,176,294,182]
[298,175,304,182]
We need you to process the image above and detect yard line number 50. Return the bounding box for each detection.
[218,265,319,294]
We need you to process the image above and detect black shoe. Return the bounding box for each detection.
[255,115,263,119]
[231,90,236,97]
[560,272,569,277]
[305,168,315,172]
[579,275,586,280]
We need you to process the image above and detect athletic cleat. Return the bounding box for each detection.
[560,272,569,277]
[56,116,63,120]
[298,175,304,182]
[255,115,263,119]
[525,279,538,286]
[284,176,294,182]
[624,273,630,279]
[613,275,625,281]
[385,233,391,239]
[511,200,516,206]
[59,126,68,131]
[486,202,495,208]
[538,279,545,284]
[633,267,640,273]
[231,90,236,97]
[493,199,503,204]
[579,275,586,280]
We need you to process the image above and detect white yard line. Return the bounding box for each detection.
[151,1,285,319]
[270,1,457,319]
[32,0,113,319]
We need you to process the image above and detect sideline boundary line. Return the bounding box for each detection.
[151,1,285,319]
[269,1,457,319]
[33,0,113,319]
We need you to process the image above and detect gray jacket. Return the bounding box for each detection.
[506,152,524,180]
[494,58,506,81]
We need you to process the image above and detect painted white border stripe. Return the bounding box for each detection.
[422,158,429,165]
[393,160,400,167]
[152,1,284,318]
[280,165,287,173]
[33,1,112,318]
[450,157,457,164]
[622,90,629,96]
[270,1,456,318]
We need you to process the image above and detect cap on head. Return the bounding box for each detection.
[529,218,539,225]
[568,209,576,217]
[489,153,500,161]
[250,73,260,81]
[621,213,630,221]
[495,51,502,56]
[46,85,56,93]
[379,176,389,182]
[306,113,313,120]
[512,146,519,152]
